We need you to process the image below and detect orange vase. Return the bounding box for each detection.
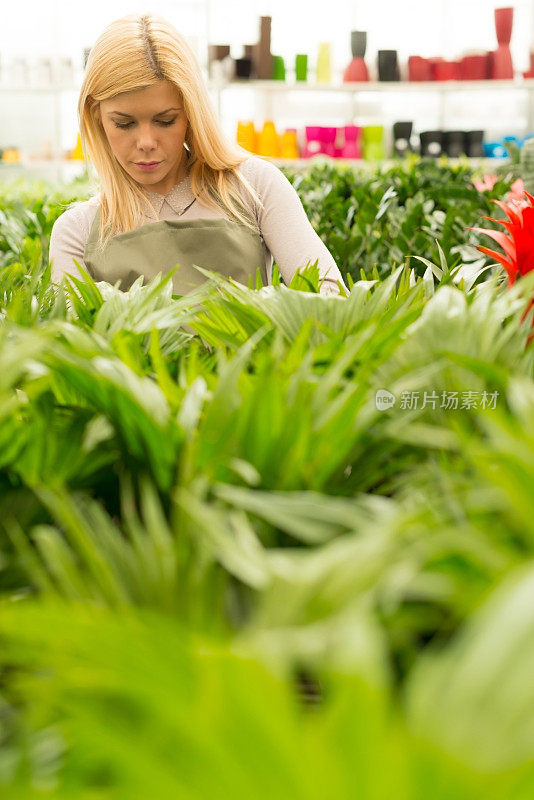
[236,120,257,153]
[280,129,299,159]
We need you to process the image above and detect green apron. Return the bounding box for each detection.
[83,207,268,295]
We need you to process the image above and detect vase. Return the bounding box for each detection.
[393,121,413,156]
[492,7,514,78]
[343,57,369,82]
[408,56,432,81]
[303,126,322,158]
[344,31,369,80]
[271,55,286,81]
[434,60,461,81]
[235,58,252,79]
[464,130,485,158]
[340,125,362,158]
[378,50,400,81]
[362,126,385,160]
[319,127,337,156]
[257,121,280,157]
[495,7,513,44]
[295,54,308,81]
[316,43,332,83]
[459,54,490,80]
[221,55,235,82]
[236,121,256,153]
[524,52,534,78]
[281,129,299,159]
[257,16,272,79]
[351,31,367,58]
[420,130,443,157]
[443,130,466,157]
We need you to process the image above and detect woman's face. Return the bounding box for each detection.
[98,80,190,195]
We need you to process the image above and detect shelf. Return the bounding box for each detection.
[0,158,85,166]
[211,78,534,94]
[5,78,531,96]
[1,156,507,171]
[0,84,81,93]
[0,159,87,183]
[269,156,509,170]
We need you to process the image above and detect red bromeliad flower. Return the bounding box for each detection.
[471,191,534,340]
[471,191,534,287]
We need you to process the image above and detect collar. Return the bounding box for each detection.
[141,175,195,219]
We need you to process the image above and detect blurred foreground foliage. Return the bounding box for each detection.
[1,161,534,798]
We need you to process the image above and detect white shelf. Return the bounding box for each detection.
[0,84,81,92]
[269,156,509,170]
[0,159,87,183]
[211,77,534,94]
[3,77,531,96]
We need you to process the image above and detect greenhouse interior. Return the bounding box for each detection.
[3,0,534,797]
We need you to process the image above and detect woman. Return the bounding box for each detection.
[49,13,347,297]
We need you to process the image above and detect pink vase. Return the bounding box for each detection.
[492,7,514,78]
[303,126,322,158]
[340,125,362,158]
[319,127,336,156]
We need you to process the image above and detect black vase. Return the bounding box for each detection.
[393,121,413,156]
[420,130,443,157]
[464,130,485,158]
[378,50,400,81]
[235,58,253,79]
[351,31,367,59]
[443,130,466,158]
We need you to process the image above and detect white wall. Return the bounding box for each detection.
[2,0,532,72]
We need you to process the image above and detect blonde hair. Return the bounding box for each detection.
[78,13,263,251]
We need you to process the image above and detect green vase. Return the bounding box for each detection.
[272,55,286,81]
[295,54,308,81]
[362,126,385,160]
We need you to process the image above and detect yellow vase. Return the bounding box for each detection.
[257,121,281,158]
[70,132,84,160]
[280,129,299,159]
[316,43,332,83]
[236,121,257,153]
[2,148,20,163]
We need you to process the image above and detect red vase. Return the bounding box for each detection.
[408,56,432,81]
[524,52,534,79]
[433,59,460,81]
[343,57,369,82]
[492,7,514,78]
[495,7,513,45]
[492,47,513,78]
[459,54,490,80]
